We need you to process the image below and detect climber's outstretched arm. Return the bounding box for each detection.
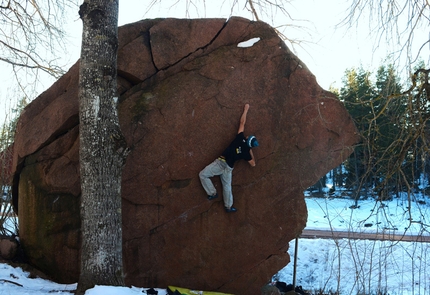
[238,104,250,134]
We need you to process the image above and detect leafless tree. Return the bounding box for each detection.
[0,0,78,104]
[75,0,128,294]
[146,0,308,46]
[0,0,74,75]
[343,0,430,67]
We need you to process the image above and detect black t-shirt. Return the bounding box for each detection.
[221,132,252,168]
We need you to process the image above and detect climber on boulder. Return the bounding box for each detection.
[199,103,259,213]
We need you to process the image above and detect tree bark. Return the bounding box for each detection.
[76,0,128,294]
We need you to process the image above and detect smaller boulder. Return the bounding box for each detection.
[0,236,18,260]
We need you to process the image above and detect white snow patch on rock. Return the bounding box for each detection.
[237,37,261,48]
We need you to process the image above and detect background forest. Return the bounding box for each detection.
[309,62,430,210]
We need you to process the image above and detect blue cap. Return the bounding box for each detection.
[247,135,259,148]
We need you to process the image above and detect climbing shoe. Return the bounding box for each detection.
[207,193,218,200]
[225,207,237,213]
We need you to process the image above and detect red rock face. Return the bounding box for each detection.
[12,17,359,294]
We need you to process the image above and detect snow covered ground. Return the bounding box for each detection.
[277,196,430,295]
[1,195,429,294]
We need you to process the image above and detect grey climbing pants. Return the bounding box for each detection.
[199,158,234,208]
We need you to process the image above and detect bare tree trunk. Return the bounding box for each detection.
[76,0,128,294]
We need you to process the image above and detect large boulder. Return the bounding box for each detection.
[12,17,359,294]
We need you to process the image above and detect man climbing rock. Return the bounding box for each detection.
[199,104,259,213]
